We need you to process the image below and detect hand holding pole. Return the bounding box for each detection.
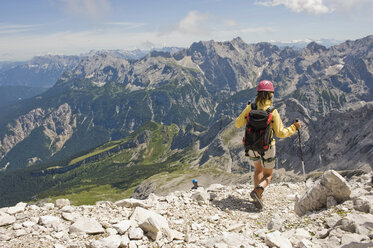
[296,119,306,178]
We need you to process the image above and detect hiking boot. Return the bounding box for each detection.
[250,186,264,210]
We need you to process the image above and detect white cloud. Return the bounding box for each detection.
[60,0,112,21]
[255,0,331,14]
[255,0,373,14]
[177,11,211,35]
[325,0,373,13]
[0,11,276,61]
[105,22,145,29]
[223,19,238,28]
[0,23,41,35]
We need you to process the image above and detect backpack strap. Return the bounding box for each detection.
[251,103,275,113]
[251,103,257,110]
[266,105,275,113]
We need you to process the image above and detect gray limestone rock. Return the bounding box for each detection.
[0,234,11,241]
[0,213,16,226]
[326,196,337,209]
[55,199,70,208]
[15,229,27,237]
[164,228,185,241]
[334,218,358,233]
[202,232,250,248]
[265,230,292,248]
[54,244,66,248]
[115,198,150,209]
[294,170,351,216]
[353,196,373,213]
[128,227,144,240]
[69,217,105,234]
[61,212,80,222]
[13,223,22,230]
[130,207,169,240]
[340,233,367,245]
[61,206,74,213]
[325,213,341,228]
[267,214,283,231]
[191,188,210,203]
[337,213,373,236]
[39,215,61,227]
[88,235,122,248]
[7,202,27,215]
[22,221,36,228]
[112,220,131,235]
[297,239,313,248]
[43,203,55,210]
[1,168,373,248]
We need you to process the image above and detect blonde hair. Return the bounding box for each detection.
[255,91,274,106]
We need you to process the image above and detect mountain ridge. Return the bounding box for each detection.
[0,35,372,208]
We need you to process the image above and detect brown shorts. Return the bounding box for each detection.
[247,145,276,169]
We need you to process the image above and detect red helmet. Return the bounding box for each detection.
[257,80,274,92]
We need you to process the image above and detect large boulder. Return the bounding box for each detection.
[112,220,131,235]
[191,188,210,203]
[115,198,150,209]
[129,207,169,240]
[69,217,105,234]
[353,195,373,213]
[7,202,27,215]
[38,215,61,227]
[55,199,70,208]
[265,230,292,248]
[0,212,16,226]
[294,170,351,216]
[334,212,373,235]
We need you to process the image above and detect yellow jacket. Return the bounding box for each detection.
[235,99,297,146]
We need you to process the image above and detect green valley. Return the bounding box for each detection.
[0,121,199,207]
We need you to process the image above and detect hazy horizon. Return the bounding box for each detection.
[1,0,372,61]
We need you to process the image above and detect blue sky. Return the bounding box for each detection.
[0,0,372,61]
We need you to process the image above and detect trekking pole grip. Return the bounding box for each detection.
[295,119,300,130]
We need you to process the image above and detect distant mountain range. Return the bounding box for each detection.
[270,38,343,49]
[0,35,372,207]
[0,47,183,107]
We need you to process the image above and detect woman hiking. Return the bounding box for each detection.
[235,80,301,209]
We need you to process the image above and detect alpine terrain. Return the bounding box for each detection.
[0,170,372,247]
[0,35,372,209]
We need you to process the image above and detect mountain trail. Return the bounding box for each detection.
[0,170,372,248]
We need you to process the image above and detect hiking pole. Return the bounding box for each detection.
[296,119,306,178]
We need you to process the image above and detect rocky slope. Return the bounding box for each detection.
[0,170,372,248]
[0,55,81,108]
[0,55,81,88]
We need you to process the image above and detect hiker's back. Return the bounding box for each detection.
[243,101,275,155]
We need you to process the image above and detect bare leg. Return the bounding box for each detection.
[253,161,263,187]
[251,161,265,209]
[258,167,273,189]
[252,162,273,203]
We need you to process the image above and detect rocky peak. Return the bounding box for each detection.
[231,36,245,45]
[187,40,216,58]
[0,170,372,247]
[279,46,300,59]
[28,55,81,67]
[253,42,281,55]
[70,53,130,84]
[148,50,172,59]
[305,41,328,54]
